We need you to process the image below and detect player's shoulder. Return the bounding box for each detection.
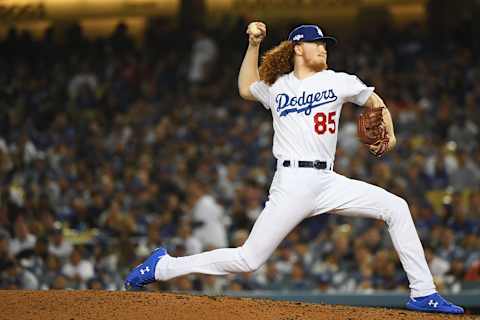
[327,70,364,85]
[327,70,355,79]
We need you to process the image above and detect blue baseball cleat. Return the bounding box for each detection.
[124,247,167,290]
[406,292,464,314]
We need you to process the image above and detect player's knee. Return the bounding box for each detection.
[395,196,409,214]
[239,246,265,272]
[385,195,410,222]
[244,258,264,272]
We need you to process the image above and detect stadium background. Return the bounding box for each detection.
[0,0,479,316]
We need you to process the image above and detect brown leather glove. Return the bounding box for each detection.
[357,107,389,157]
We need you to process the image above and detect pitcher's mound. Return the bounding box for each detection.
[0,290,475,320]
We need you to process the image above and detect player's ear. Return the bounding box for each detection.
[293,43,303,56]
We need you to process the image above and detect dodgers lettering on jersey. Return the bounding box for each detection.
[275,89,338,117]
[249,70,374,162]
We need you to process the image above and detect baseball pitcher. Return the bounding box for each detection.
[125,22,463,314]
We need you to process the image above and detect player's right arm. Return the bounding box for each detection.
[238,22,266,101]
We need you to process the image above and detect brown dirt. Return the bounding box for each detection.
[0,290,477,320]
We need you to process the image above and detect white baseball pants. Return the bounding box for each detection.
[155,164,436,297]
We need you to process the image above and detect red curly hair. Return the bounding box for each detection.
[259,41,295,86]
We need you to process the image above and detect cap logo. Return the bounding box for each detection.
[315,26,322,36]
[292,34,304,41]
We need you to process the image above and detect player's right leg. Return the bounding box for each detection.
[125,168,315,288]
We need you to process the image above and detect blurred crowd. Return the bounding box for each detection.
[0,19,479,294]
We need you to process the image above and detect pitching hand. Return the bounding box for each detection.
[247,22,266,46]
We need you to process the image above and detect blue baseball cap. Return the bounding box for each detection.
[288,25,337,45]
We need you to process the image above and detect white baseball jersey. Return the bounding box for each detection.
[249,70,374,162]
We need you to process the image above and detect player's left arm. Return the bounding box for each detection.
[363,92,397,151]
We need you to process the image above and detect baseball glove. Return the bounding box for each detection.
[357,107,389,157]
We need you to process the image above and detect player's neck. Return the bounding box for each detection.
[292,67,317,80]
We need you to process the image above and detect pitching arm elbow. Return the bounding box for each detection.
[363,92,386,109]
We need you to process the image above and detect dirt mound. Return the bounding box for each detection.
[0,290,476,320]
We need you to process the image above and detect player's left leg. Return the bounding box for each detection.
[310,172,463,314]
[125,167,316,288]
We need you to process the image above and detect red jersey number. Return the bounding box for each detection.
[314,111,336,135]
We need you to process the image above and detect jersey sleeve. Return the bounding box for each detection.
[342,74,375,106]
[249,81,272,110]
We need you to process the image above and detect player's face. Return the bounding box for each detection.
[298,41,328,72]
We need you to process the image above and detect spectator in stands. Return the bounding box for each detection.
[135,217,163,256]
[188,29,218,86]
[25,236,49,278]
[437,228,457,262]
[187,180,228,249]
[100,199,136,236]
[9,217,36,256]
[200,274,225,294]
[260,261,283,291]
[289,262,313,291]
[48,226,73,260]
[0,230,12,261]
[449,150,478,190]
[1,259,38,290]
[424,247,450,281]
[62,246,95,289]
[50,274,69,290]
[443,253,466,293]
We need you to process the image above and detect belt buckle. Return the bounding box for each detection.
[313,160,323,169]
